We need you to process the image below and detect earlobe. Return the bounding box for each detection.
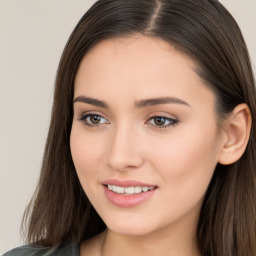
[218,103,252,165]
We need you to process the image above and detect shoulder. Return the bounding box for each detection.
[3,243,79,256]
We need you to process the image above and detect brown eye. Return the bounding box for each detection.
[78,113,109,127]
[148,116,179,128]
[89,115,102,124]
[154,117,166,126]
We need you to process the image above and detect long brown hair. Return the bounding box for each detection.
[22,0,256,255]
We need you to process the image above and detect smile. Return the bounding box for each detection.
[107,185,155,195]
[102,180,158,207]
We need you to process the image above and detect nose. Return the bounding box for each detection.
[106,124,144,171]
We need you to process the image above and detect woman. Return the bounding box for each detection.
[4,0,256,255]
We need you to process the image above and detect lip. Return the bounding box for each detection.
[102,179,157,187]
[102,179,158,208]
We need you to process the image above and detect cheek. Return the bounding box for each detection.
[146,123,220,206]
[70,126,105,190]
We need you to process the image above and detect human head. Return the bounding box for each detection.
[24,1,256,255]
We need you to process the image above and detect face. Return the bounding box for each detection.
[70,36,223,237]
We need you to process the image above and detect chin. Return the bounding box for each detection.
[102,213,160,236]
[108,224,156,237]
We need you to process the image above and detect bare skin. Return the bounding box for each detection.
[81,227,201,256]
[80,231,107,256]
[71,35,251,256]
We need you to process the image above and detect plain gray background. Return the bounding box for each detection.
[1,0,255,253]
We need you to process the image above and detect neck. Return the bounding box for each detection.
[80,203,202,256]
[101,222,201,256]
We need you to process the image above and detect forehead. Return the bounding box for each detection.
[74,35,215,111]
[75,36,195,87]
[79,35,194,73]
[85,35,178,60]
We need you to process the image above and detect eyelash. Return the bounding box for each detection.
[77,113,179,129]
[77,113,109,127]
[147,116,179,128]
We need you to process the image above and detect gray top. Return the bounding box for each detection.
[2,244,79,256]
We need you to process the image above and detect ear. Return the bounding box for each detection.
[218,103,252,165]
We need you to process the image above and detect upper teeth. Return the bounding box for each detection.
[107,185,155,195]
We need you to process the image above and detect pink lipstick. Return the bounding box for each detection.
[102,179,157,207]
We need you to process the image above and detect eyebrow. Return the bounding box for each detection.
[73,96,190,108]
[135,97,190,108]
[73,96,109,108]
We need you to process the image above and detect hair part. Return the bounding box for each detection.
[22,0,256,255]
